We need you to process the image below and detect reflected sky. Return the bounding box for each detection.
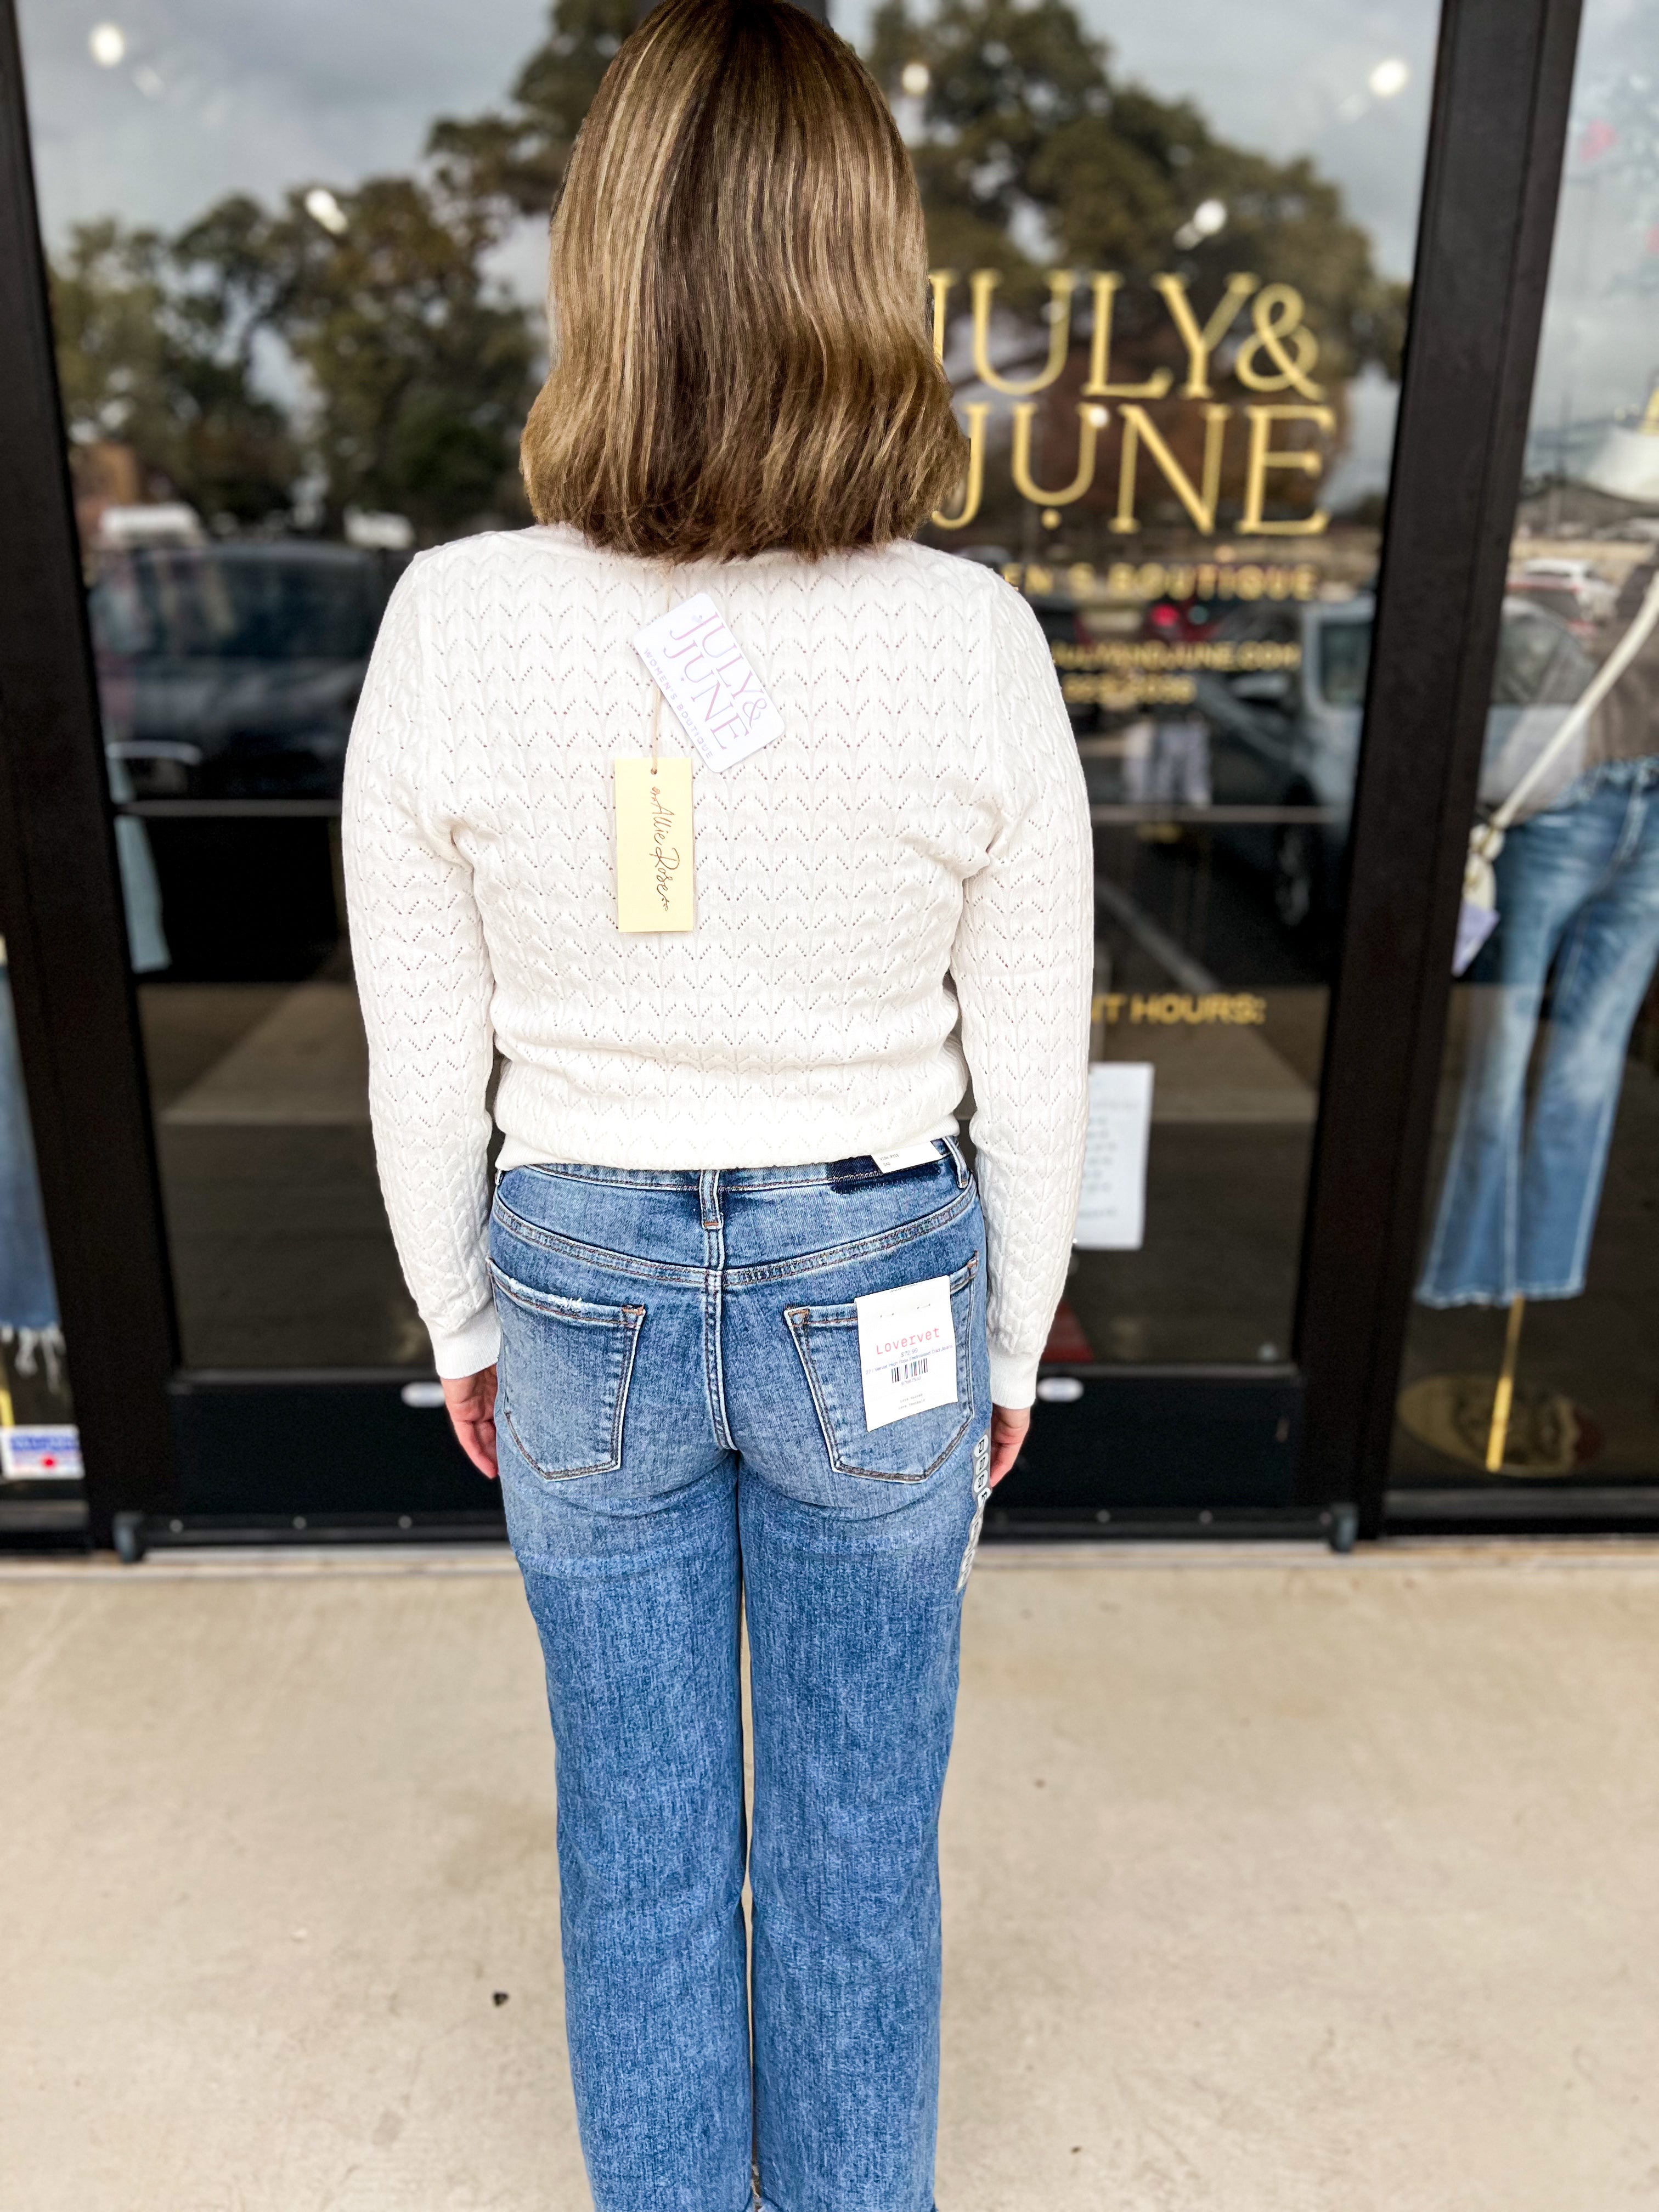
[26,0,1646,459]
[29,0,1434,273]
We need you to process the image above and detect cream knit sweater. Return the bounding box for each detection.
[342,526,1093,1406]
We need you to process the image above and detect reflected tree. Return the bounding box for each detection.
[868,0,1406,384]
[51,218,297,526]
[427,0,637,221]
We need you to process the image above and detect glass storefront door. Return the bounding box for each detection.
[875,0,1440,1393]
[0,0,1594,1537]
[1391,0,1659,1515]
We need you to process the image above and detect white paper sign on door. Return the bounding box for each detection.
[1073,1062,1154,1250]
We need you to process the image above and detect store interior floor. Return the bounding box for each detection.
[4,1540,1657,2211]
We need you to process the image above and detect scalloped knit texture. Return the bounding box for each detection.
[342,526,1093,1407]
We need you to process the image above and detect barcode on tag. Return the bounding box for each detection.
[855,1274,958,1432]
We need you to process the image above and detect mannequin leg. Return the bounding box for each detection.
[1516,781,1659,1297]
[1417,810,1596,1306]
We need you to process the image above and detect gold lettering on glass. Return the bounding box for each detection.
[929,269,956,368]
[1240,404,1335,534]
[931,400,990,529]
[1150,272,1259,398]
[1082,274,1173,399]
[1011,402,1101,507]
[970,269,1078,396]
[1234,285,1325,398]
[1110,403,1232,535]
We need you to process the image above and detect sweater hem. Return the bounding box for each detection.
[988,1346,1040,1409]
[427,1305,501,1379]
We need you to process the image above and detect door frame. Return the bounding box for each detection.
[0,0,1599,1549]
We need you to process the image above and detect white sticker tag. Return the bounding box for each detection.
[871,1139,940,1172]
[633,592,785,772]
[855,1274,958,1432]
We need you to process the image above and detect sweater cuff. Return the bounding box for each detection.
[427,1302,501,1379]
[988,1345,1040,1410]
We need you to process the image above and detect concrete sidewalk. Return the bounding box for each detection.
[3,1541,1656,2210]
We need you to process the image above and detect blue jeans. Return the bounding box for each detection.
[0,969,59,1331]
[1419,760,1659,1305]
[490,1142,991,2212]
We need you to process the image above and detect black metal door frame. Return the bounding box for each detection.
[1295,0,1589,1538]
[0,0,178,1549]
[0,0,1598,1550]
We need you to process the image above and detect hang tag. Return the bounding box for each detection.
[633,592,785,772]
[855,1274,957,1432]
[614,757,695,933]
[1453,895,1499,976]
[871,1139,941,1172]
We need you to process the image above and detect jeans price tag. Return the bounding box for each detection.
[633,593,785,772]
[855,1274,957,1432]
[871,1139,940,1172]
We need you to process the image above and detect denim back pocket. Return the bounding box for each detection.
[489,1263,644,1480]
[785,1252,977,1482]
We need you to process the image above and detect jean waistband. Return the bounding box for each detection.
[1578,754,1659,794]
[502,1136,970,1195]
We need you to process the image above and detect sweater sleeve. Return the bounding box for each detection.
[951,583,1094,1408]
[342,562,501,1379]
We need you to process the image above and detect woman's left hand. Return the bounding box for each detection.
[987,1403,1030,1487]
[443,1365,499,1480]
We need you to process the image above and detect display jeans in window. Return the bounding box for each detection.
[0,967,58,1331]
[490,1141,991,2212]
[1419,759,1659,1305]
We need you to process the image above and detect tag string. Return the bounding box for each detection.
[648,570,673,774]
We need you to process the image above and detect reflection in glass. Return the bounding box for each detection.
[20,0,1440,1376]
[1396,0,1659,1485]
[878,0,1438,1364]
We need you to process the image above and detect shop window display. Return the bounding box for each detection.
[1395,0,1659,1486]
[19,0,1438,1379]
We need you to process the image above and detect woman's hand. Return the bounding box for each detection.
[443,1365,499,1480]
[987,1403,1030,1487]
[443,1367,1025,1488]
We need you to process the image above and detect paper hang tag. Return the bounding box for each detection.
[855,1274,958,1432]
[871,1139,942,1172]
[1453,896,1499,977]
[614,757,695,932]
[633,592,785,772]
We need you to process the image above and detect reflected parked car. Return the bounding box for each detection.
[90,541,407,800]
[1190,592,1593,933]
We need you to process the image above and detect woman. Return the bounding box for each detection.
[343,2,1092,2205]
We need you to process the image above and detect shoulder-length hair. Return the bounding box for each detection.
[520,0,966,562]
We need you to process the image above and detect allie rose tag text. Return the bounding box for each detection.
[614,757,695,933]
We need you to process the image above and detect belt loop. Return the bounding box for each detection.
[942,1135,970,1188]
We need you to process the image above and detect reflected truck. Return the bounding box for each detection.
[1192,592,1594,935]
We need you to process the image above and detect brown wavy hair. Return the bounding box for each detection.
[520,0,965,561]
